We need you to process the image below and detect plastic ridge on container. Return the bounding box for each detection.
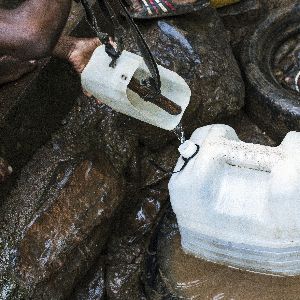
[81,45,191,130]
[169,124,300,276]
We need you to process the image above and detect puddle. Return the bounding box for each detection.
[146,209,300,300]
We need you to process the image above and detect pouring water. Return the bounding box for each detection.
[172,122,186,144]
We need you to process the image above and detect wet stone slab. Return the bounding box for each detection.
[0,91,181,299]
[105,143,179,300]
[71,256,106,300]
[146,209,300,300]
[217,0,297,55]
[0,96,139,299]
[217,0,264,53]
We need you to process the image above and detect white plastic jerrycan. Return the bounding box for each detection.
[81,45,191,130]
[169,124,300,276]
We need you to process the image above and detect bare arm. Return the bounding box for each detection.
[0,0,72,60]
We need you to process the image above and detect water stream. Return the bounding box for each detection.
[172,122,186,144]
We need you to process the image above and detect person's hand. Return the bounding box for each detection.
[68,37,103,102]
[67,37,117,104]
[0,56,37,86]
[67,37,101,73]
[53,36,102,101]
[54,36,101,73]
[53,36,120,103]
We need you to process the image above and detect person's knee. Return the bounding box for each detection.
[18,26,57,59]
[0,55,37,85]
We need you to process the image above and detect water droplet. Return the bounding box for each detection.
[172,122,186,144]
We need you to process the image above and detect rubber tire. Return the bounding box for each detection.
[242,4,300,142]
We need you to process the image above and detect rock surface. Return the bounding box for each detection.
[71,257,106,300]
[262,0,296,11]
[218,0,264,53]
[0,96,136,299]
[218,0,297,55]
[105,143,179,300]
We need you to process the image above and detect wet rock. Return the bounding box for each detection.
[217,0,265,53]
[71,257,106,300]
[140,143,179,187]
[0,156,123,299]
[221,111,276,146]
[32,224,108,300]
[262,0,296,11]
[0,96,141,299]
[106,181,168,300]
[121,6,244,149]
[218,0,296,55]
[146,209,300,300]
[105,144,179,300]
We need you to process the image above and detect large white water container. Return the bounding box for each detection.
[81,45,191,130]
[169,124,300,276]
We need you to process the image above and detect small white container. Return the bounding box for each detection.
[81,45,191,130]
[169,124,300,276]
